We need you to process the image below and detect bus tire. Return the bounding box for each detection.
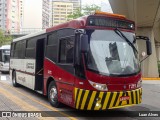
[12,71,19,87]
[48,81,61,107]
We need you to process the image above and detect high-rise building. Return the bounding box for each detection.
[69,0,80,11]
[50,0,80,26]
[19,0,24,29]
[51,1,73,26]
[0,0,23,33]
[42,0,50,29]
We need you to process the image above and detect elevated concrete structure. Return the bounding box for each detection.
[109,0,160,77]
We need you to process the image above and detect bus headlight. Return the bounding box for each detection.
[137,80,142,88]
[88,80,108,91]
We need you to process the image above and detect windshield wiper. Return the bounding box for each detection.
[114,28,138,53]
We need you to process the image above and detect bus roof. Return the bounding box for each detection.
[46,14,131,33]
[0,45,10,49]
[12,12,132,43]
[12,17,87,43]
[46,16,88,33]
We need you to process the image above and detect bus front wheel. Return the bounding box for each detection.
[12,71,19,87]
[48,81,61,107]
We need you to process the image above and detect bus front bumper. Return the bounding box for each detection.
[74,88,142,110]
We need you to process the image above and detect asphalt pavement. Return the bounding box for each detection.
[0,73,160,120]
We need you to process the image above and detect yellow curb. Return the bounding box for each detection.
[142,78,160,80]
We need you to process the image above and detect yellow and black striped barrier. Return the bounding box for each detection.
[74,88,142,110]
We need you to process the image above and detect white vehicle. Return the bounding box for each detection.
[0,45,10,73]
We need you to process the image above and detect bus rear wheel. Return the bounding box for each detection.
[12,71,19,87]
[48,81,61,107]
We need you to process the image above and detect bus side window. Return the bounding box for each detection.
[13,42,20,58]
[11,43,15,57]
[21,41,26,59]
[26,39,36,59]
[46,32,58,62]
[59,37,74,64]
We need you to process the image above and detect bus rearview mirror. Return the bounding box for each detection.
[136,36,152,55]
[146,40,152,55]
[80,34,89,53]
[136,36,152,63]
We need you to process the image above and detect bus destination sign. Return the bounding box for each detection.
[87,17,135,30]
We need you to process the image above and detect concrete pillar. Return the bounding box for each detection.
[136,27,159,77]
[155,42,160,61]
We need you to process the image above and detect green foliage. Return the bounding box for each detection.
[67,4,101,20]
[82,4,101,15]
[0,30,13,46]
[67,8,84,20]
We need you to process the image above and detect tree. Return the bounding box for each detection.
[67,8,84,20]
[82,4,101,15]
[67,4,101,20]
[0,30,13,46]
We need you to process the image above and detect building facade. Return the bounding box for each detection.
[51,1,73,26]
[0,0,79,34]
[50,0,80,26]
[42,0,50,29]
[19,0,24,30]
[69,0,80,11]
[0,0,23,34]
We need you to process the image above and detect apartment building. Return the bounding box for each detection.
[19,0,24,29]
[69,0,80,11]
[51,1,73,26]
[0,0,23,33]
[50,0,80,26]
[42,0,50,29]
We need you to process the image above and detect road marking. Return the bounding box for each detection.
[0,87,57,120]
[0,82,77,120]
[0,76,7,80]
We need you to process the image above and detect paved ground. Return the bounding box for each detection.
[0,73,160,120]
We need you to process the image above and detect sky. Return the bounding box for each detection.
[23,0,113,29]
[24,0,113,14]
[23,0,43,28]
[82,0,112,13]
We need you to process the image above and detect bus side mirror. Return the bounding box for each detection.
[136,36,152,56]
[80,34,89,53]
[146,40,152,55]
[136,36,152,62]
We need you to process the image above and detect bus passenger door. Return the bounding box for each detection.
[35,38,45,91]
[57,36,75,106]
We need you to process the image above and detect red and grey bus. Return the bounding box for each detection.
[10,11,152,110]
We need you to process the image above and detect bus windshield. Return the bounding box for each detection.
[4,54,10,63]
[3,50,10,63]
[87,30,140,76]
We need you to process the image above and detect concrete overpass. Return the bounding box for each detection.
[109,0,160,77]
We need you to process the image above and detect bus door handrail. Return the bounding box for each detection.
[36,68,43,75]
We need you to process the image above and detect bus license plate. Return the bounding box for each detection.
[120,96,130,101]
